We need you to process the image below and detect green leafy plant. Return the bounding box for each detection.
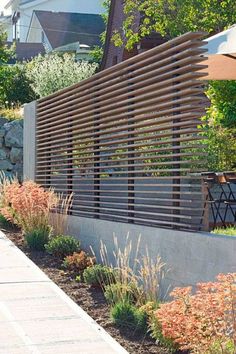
[90,0,110,63]
[114,0,236,50]
[45,235,80,259]
[141,302,176,352]
[0,27,13,65]
[0,213,13,229]
[212,227,236,236]
[75,275,81,283]
[26,53,97,98]
[0,107,23,120]
[62,251,95,272]
[104,282,140,305]
[83,264,115,287]
[25,227,51,251]
[111,301,148,333]
[0,64,36,107]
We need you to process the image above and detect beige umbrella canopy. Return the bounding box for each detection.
[201,25,236,80]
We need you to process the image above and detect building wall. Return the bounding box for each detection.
[8,0,105,42]
[25,15,41,42]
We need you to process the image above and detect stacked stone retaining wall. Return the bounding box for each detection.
[0,117,23,180]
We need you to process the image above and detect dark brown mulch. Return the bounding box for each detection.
[4,229,178,354]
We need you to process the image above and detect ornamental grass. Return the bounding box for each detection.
[0,178,58,235]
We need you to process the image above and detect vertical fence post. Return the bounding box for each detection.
[23,101,37,181]
[94,83,101,218]
[127,65,135,223]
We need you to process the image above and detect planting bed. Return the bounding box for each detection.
[5,229,176,354]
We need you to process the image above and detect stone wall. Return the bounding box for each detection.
[0,118,23,180]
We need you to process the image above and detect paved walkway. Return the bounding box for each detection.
[0,231,128,354]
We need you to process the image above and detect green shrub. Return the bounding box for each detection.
[0,213,13,229]
[25,227,50,251]
[45,235,80,258]
[104,282,140,305]
[83,264,115,287]
[26,53,97,98]
[212,227,236,236]
[0,107,23,120]
[111,301,147,333]
[0,64,36,106]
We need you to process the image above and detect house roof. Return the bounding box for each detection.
[5,0,35,9]
[33,10,105,49]
[6,41,45,63]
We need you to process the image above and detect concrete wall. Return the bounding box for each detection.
[23,101,36,180]
[67,215,236,297]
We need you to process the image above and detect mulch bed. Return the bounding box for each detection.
[4,228,179,354]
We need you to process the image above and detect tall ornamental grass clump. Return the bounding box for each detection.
[95,234,166,336]
[0,178,58,248]
[100,234,165,306]
[156,273,236,354]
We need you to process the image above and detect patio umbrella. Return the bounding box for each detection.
[201,25,236,80]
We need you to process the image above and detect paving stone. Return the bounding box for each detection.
[0,232,127,354]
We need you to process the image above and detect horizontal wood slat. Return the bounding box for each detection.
[35,32,207,230]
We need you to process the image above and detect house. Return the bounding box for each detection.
[26,10,105,52]
[101,0,166,70]
[52,43,91,61]
[6,41,45,63]
[0,13,12,41]
[3,0,105,42]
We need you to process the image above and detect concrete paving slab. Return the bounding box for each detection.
[0,231,128,354]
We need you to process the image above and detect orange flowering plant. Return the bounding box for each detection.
[0,178,58,235]
[156,273,236,353]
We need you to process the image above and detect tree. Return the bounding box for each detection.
[202,81,236,171]
[90,0,111,63]
[0,64,36,106]
[114,0,236,50]
[0,26,12,64]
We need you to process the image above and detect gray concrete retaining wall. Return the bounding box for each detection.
[23,101,36,180]
[67,215,236,297]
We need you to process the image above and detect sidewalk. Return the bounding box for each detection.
[0,231,128,354]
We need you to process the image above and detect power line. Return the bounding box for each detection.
[14,23,101,37]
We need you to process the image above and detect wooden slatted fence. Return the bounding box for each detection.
[35,32,207,230]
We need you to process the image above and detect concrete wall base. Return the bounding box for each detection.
[67,215,236,297]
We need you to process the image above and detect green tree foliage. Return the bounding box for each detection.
[0,27,12,64]
[202,81,236,171]
[0,27,34,107]
[26,53,97,98]
[114,0,236,49]
[90,0,111,63]
[0,64,36,106]
[206,81,236,129]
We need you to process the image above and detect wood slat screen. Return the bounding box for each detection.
[36,32,207,230]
